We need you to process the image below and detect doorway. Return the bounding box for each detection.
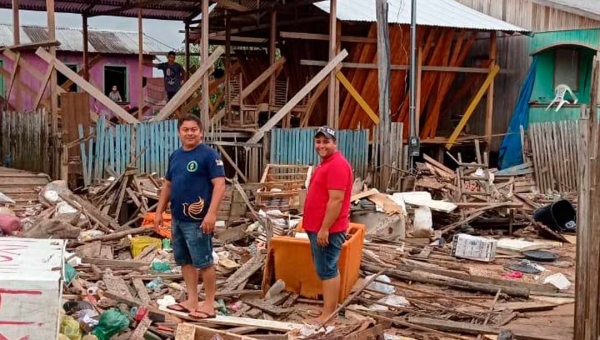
[104,65,128,102]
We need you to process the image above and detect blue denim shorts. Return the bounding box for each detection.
[172,219,214,269]
[306,231,346,280]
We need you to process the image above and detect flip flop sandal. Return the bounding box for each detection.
[189,310,217,320]
[167,303,192,313]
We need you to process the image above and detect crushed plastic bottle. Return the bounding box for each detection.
[146,277,164,291]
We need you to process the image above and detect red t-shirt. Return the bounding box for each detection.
[302,151,353,233]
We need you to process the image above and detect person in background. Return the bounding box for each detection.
[155,114,226,320]
[155,51,184,102]
[109,85,122,102]
[302,126,353,325]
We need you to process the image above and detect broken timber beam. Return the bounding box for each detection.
[35,47,140,124]
[0,40,60,52]
[247,49,349,144]
[445,64,500,149]
[362,263,529,298]
[152,46,225,122]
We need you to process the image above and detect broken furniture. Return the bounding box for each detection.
[255,164,311,212]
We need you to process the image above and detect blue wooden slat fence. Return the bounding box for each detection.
[269,128,369,178]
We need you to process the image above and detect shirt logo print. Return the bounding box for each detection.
[183,197,205,220]
[187,161,198,172]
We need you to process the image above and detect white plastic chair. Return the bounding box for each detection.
[546,84,578,111]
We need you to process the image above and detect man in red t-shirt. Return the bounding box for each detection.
[302,126,353,324]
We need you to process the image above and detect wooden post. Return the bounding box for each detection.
[185,22,191,81]
[225,13,231,126]
[485,31,497,149]
[138,8,144,119]
[201,0,210,129]
[327,0,337,128]
[269,10,277,107]
[47,0,59,179]
[334,20,342,128]
[376,0,391,190]
[12,0,20,110]
[12,0,19,44]
[82,15,89,81]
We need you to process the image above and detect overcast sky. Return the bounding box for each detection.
[0,9,185,49]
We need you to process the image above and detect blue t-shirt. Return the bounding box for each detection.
[165,144,225,222]
[156,62,184,93]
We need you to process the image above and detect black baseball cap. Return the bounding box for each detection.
[315,126,336,141]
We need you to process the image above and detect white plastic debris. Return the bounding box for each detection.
[413,206,433,237]
[0,192,15,204]
[371,294,410,311]
[544,273,571,290]
[157,295,177,309]
[366,274,394,294]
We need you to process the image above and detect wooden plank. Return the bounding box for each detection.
[3,49,65,94]
[445,64,500,149]
[0,40,60,52]
[247,49,348,144]
[216,144,247,182]
[133,278,152,305]
[408,317,562,340]
[336,71,379,124]
[162,308,300,332]
[152,46,224,122]
[280,31,377,43]
[222,253,266,292]
[84,257,148,269]
[176,323,260,340]
[35,47,139,124]
[214,0,250,12]
[301,59,493,73]
[485,31,497,147]
[130,316,151,339]
[103,274,135,300]
[34,65,54,110]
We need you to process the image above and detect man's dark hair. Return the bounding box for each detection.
[168,51,177,57]
[178,114,203,130]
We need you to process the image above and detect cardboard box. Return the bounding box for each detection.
[0,238,66,340]
[451,234,497,262]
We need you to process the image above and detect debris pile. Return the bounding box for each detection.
[0,162,577,339]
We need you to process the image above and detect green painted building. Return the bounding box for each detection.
[529,28,599,123]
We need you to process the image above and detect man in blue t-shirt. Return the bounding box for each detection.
[155,114,226,319]
[155,51,184,102]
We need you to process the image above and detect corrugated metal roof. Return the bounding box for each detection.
[0,24,176,54]
[314,0,529,32]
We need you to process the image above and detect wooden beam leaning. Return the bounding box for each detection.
[445,64,500,150]
[34,65,54,109]
[0,63,50,109]
[151,46,224,122]
[36,47,140,124]
[241,56,286,101]
[336,71,379,124]
[247,49,349,145]
[4,49,66,94]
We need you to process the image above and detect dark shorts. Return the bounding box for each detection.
[172,219,214,269]
[167,91,178,101]
[307,231,346,280]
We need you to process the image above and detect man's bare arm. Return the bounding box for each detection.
[207,177,226,217]
[319,189,345,232]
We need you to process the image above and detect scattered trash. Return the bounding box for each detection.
[505,260,546,274]
[92,309,130,340]
[544,273,572,290]
[367,274,395,295]
[523,250,559,262]
[452,234,497,262]
[502,271,524,279]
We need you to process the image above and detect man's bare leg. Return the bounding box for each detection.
[195,265,217,316]
[180,264,199,311]
[316,275,341,323]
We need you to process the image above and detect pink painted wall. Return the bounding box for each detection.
[0,51,156,116]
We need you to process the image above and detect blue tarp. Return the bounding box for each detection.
[498,57,538,170]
